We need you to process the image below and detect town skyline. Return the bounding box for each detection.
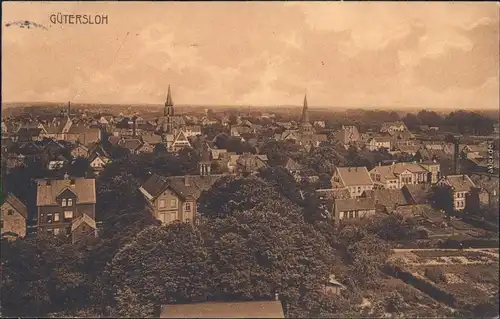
[2,2,499,110]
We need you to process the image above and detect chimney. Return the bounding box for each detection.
[70,179,76,186]
[132,117,137,137]
[275,293,279,301]
[355,167,358,172]
[46,179,51,186]
[64,172,70,180]
[462,174,465,180]
[453,140,460,175]
[184,175,190,186]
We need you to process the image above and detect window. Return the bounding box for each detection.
[1,221,3,228]
[67,199,73,206]
[185,218,191,224]
[54,213,60,222]
[64,211,73,219]
[62,199,67,207]
[159,200,166,208]
[54,228,60,235]
[7,209,14,216]
[82,225,86,232]
[170,199,177,208]
[357,187,361,193]
[47,228,53,235]
[47,213,53,223]
[185,203,191,212]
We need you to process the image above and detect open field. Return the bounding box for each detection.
[391,248,499,265]
[389,249,499,309]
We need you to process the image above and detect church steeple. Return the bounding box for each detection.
[164,85,174,116]
[299,94,313,135]
[300,94,309,125]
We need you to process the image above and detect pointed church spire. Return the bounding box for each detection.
[301,94,309,124]
[166,85,173,106]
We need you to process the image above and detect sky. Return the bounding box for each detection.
[2,1,499,109]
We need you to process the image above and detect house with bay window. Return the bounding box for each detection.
[36,175,97,240]
[139,145,222,225]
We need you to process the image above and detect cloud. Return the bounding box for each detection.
[2,2,498,109]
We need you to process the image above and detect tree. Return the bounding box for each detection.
[260,140,304,167]
[68,157,91,177]
[306,146,346,175]
[109,223,211,317]
[416,110,443,128]
[344,234,392,288]
[201,201,334,317]
[198,176,285,219]
[429,185,455,216]
[402,113,421,131]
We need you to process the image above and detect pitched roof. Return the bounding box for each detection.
[370,188,410,210]
[36,178,96,206]
[3,193,28,219]
[316,188,351,200]
[370,162,428,183]
[283,158,302,171]
[470,174,499,195]
[142,134,163,145]
[439,175,476,192]
[71,213,97,231]
[334,197,376,212]
[335,166,373,186]
[402,184,432,205]
[140,174,223,201]
[160,301,285,319]
[118,138,143,150]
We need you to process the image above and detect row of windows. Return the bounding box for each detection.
[158,199,192,212]
[61,199,73,207]
[455,201,465,208]
[342,211,360,219]
[44,211,73,223]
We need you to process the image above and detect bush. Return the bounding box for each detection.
[425,267,447,284]
[385,292,405,313]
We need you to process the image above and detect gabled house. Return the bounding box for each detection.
[380,121,409,134]
[335,125,360,145]
[71,214,97,244]
[436,175,476,211]
[71,144,89,158]
[331,167,374,198]
[333,197,376,223]
[36,176,97,239]
[118,138,143,155]
[89,153,110,172]
[66,124,101,146]
[281,157,302,179]
[165,130,192,152]
[206,141,227,160]
[139,153,221,225]
[367,136,392,151]
[1,193,28,239]
[136,141,155,154]
[470,174,499,209]
[369,162,432,189]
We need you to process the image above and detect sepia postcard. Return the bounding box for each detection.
[1,1,499,318]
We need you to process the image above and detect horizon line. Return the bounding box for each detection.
[2,101,499,111]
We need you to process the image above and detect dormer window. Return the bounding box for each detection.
[62,199,67,207]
